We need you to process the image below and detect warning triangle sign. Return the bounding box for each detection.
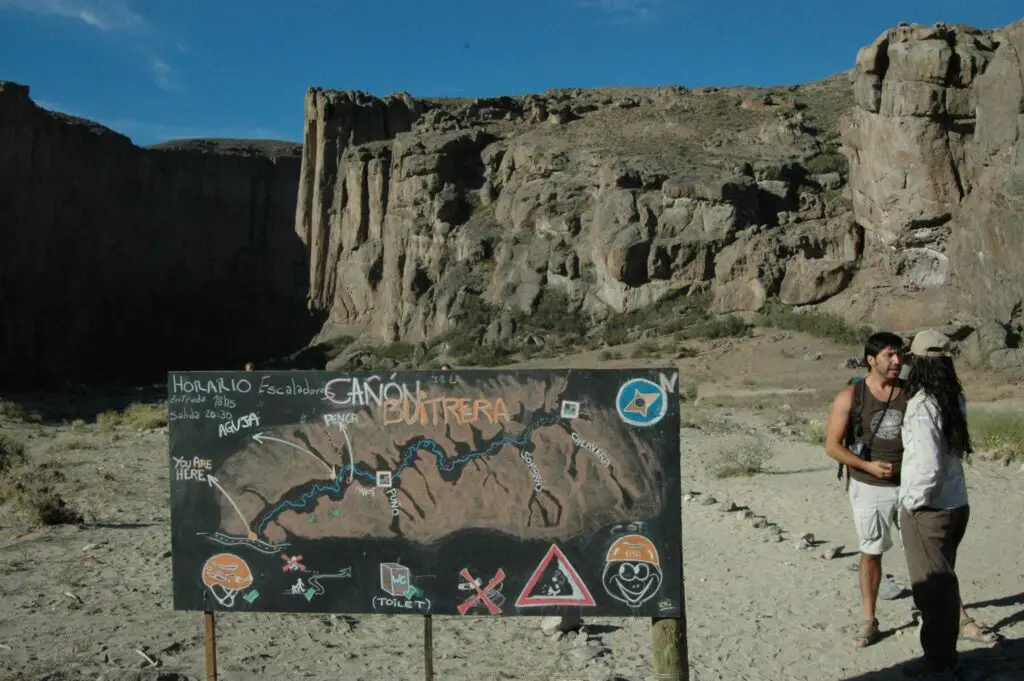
[515,544,596,608]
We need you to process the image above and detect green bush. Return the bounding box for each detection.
[755,298,872,345]
[0,434,26,473]
[969,409,1024,461]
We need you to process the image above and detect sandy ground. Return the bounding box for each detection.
[1,332,1022,681]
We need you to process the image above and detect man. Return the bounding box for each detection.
[825,332,995,650]
[898,329,974,678]
[825,332,908,647]
[244,361,254,372]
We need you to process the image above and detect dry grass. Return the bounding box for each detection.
[95,401,167,431]
[0,398,42,423]
[753,298,872,346]
[0,432,83,527]
[48,437,99,453]
[0,433,27,472]
[682,408,741,435]
[710,438,776,478]
[801,419,828,445]
[970,408,1024,461]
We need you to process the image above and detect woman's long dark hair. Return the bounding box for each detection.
[904,356,973,458]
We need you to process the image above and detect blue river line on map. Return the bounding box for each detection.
[251,414,561,538]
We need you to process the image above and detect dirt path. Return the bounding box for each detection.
[1,342,1021,681]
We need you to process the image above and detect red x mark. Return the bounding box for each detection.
[457,568,505,615]
[281,554,306,572]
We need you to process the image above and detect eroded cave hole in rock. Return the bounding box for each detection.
[367,255,383,290]
[620,241,653,287]
[411,268,433,297]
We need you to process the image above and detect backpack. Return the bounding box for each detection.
[837,377,866,481]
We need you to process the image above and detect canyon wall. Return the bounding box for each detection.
[4,17,1021,385]
[0,82,318,389]
[296,79,861,347]
[296,19,1022,371]
[840,19,1024,368]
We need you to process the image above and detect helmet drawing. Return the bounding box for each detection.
[605,534,660,566]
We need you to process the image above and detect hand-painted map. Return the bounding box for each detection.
[169,368,682,617]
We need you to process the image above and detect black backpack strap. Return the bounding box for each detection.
[838,380,866,481]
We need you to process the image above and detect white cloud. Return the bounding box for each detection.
[575,0,659,24]
[0,0,181,92]
[0,0,143,31]
[150,58,181,93]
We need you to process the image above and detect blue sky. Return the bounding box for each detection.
[0,1,1019,147]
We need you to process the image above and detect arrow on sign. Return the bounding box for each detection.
[206,475,256,540]
[252,432,336,478]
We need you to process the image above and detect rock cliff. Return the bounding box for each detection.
[6,17,1023,383]
[839,19,1024,369]
[296,79,860,348]
[0,82,318,389]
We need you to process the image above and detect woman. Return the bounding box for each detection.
[898,329,974,678]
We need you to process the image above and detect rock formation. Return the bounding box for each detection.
[0,82,319,389]
[839,19,1024,369]
[296,79,861,346]
[5,17,1023,383]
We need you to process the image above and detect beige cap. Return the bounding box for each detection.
[909,329,953,357]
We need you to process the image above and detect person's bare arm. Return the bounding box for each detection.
[824,386,892,479]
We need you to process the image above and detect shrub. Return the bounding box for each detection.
[677,314,750,340]
[969,409,1024,461]
[802,420,828,445]
[124,402,168,430]
[804,149,849,176]
[710,439,776,478]
[755,298,872,345]
[0,434,26,473]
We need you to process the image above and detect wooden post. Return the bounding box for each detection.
[651,616,689,681]
[204,611,218,681]
[423,614,434,680]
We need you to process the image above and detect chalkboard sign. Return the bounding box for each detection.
[168,368,683,617]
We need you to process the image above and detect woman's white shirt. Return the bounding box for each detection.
[899,390,969,511]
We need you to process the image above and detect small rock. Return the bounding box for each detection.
[821,545,844,560]
[701,495,718,506]
[774,534,784,543]
[751,517,768,529]
[800,533,815,543]
[550,631,564,643]
[879,575,905,600]
[737,509,754,519]
[718,500,738,512]
[769,525,783,535]
[541,614,582,636]
[683,493,695,502]
[795,537,813,550]
[572,643,602,662]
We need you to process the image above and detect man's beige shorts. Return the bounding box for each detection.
[847,477,900,555]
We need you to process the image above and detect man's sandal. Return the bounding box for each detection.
[960,616,998,644]
[853,618,881,647]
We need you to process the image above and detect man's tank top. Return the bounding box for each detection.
[849,383,909,487]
